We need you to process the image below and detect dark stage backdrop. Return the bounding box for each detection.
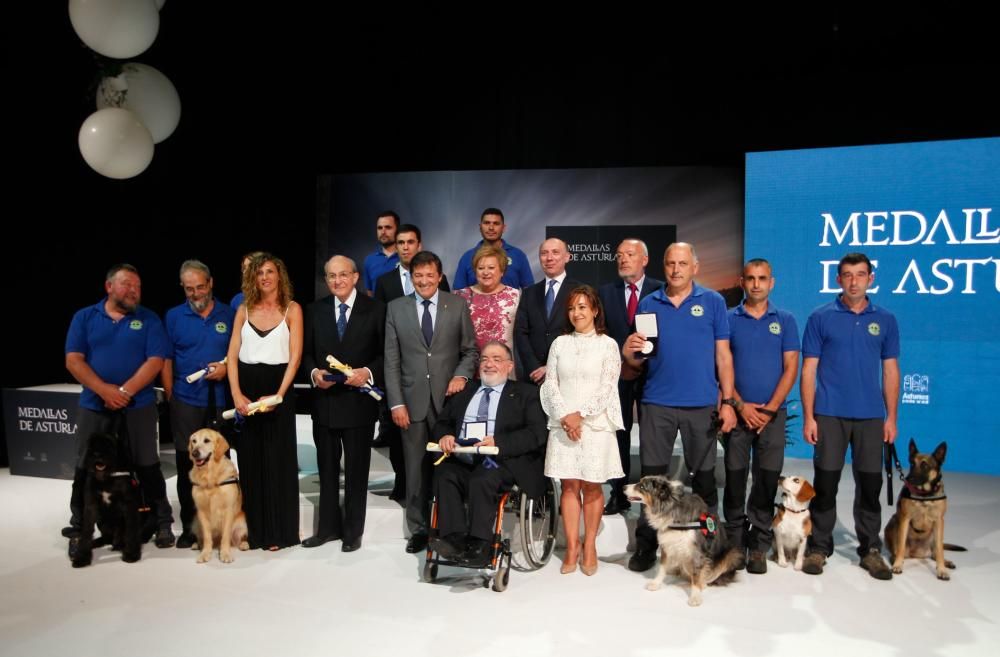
[318,167,743,297]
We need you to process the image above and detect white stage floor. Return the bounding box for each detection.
[2,440,999,657]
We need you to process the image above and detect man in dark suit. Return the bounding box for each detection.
[301,255,385,552]
[372,223,449,498]
[429,341,548,564]
[384,251,478,553]
[597,239,664,515]
[514,238,580,384]
[374,223,450,304]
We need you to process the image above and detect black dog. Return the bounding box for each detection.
[70,433,142,567]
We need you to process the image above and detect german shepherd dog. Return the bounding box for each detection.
[70,433,142,568]
[625,476,742,606]
[884,439,965,580]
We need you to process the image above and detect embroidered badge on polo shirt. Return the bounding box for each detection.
[868,322,880,336]
[215,322,228,334]
[129,320,143,330]
[769,322,781,335]
[691,305,704,317]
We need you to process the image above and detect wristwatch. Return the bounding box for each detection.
[721,397,743,411]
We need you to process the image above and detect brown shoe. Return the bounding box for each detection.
[860,548,893,580]
[802,551,826,575]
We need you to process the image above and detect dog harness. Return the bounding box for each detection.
[669,513,718,537]
[192,478,240,488]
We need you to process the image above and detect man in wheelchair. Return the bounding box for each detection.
[430,341,548,566]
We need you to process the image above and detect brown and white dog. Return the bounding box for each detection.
[625,476,742,606]
[772,475,815,570]
[188,428,249,563]
[884,439,964,580]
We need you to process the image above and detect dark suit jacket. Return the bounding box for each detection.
[514,277,582,375]
[374,266,450,305]
[598,276,665,348]
[384,291,478,422]
[302,293,386,428]
[432,380,548,499]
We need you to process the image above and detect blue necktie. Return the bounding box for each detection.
[476,387,493,422]
[545,279,557,318]
[337,302,348,339]
[421,299,433,346]
[458,387,493,465]
[403,270,413,296]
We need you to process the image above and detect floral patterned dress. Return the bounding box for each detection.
[454,285,521,353]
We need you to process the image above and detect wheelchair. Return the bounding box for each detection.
[422,478,559,592]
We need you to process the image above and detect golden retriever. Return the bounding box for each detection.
[188,428,249,563]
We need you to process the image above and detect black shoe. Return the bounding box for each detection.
[341,539,362,553]
[302,534,340,548]
[457,538,492,567]
[61,525,81,539]
[430,532,467,559]
[628,548,657,572]
[154,528,176,548]
[372,437,389,448]
[603,495,632,516]
[176,531,197,549]
[406,533,429,553]
[747,550,767,574]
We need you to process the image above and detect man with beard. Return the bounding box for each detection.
[363,211,401,297]
[163,260,235,548]
[429,341,547,564]
[64,264,175,547]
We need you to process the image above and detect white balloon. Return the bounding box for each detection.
[68,0,160,59]
[78,108,154,179]
[98,63,180,143]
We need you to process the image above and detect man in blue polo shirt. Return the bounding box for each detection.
[723,258,800,574]
[363,211,400,297]
[64,264,175,547]
[800,252,900,580]
[452,208,534,290]
[163,260,235,549]
[622,242,738,572]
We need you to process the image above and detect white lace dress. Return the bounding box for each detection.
[541,331,625,483]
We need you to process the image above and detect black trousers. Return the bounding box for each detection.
[313,422,375,542]
[433,459,514,541]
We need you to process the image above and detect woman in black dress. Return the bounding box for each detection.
[227,253,303,550]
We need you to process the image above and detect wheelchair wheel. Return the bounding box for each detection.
[519,479,558,568]
[492,560,510,592]
[422,560,438,583]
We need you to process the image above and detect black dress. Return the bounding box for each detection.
[237,318,300,549]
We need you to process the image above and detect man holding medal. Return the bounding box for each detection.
[622,242,737,573]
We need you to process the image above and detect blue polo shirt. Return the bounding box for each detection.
[165,300,236,407]
[363,246,400,293]
[65,300,171,411]
[802,297,900,419]
[728,302,800,407]
[639,284,730,407]
[229,292,244,309]
[452,240,534,290]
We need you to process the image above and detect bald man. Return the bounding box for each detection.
[622,242,737,572]
[301,255,386,552]
[514,238,581,384]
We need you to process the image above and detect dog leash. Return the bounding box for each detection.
[884,441,906,506]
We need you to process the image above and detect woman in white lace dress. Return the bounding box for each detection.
[541,285,624,575]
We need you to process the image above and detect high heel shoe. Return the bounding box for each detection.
[581,559,598,576]
[561,551,580,574]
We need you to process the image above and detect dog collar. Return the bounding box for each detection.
[669,513,718,537]
[776,503,808,514]
[904,480,945,500]
[109,471,131,478]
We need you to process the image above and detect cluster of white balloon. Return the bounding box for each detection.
[70,0,180,179]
